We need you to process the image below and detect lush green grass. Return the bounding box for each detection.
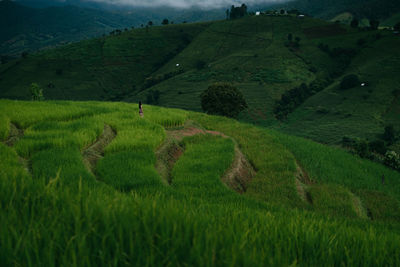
[273,130,400,221]
[0,114,10,141]
[1,100,400,265]
[2,14,399,152]
[382,12,400,27]
[172,135,235,198]
[190,112,303,208]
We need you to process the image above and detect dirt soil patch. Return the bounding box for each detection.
[4,123,24,147]
[3,123,30,173]
[295,160,313,204]
[155,121,255,193]
[82,124,116,174]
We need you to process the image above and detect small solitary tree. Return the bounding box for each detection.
[161,19,169,25]
[30,83,44,101]
[200,83,247,118]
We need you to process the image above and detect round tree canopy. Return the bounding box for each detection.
[200,83,248,118]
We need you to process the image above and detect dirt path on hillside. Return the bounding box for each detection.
[82,124,116,174]
[295,160,313,205]
[4,123,23,147]
[3,123,30,174]
[294,158,369,219]
[155,121,255,193]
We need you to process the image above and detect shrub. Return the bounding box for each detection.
[369,19,380,30]
[356,140,370,158]
[340,74,360,90]
[342,136,356,148]
[200,83,247,118]
[29,83,44,101]
[350,18,359,28]
[394,22,400,31]
[383,125,396,144]
[384,151,400,170]
[369,140,387,155]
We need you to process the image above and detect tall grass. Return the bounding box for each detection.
[1,101,400,266]
[0,114,10,141]
[189,112,304,208]
[1,172,399,266]
[172,135,235,199]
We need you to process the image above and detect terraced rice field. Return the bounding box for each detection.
[1,99,400,266]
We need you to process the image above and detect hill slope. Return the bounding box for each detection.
[0,0,143,57]
[283,0,400,20]
[1,14,399,154]
[1,100,400,265]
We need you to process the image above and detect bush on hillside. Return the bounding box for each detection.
[200,83,247,118]
[394,22,400,31]
[383,125,396,144]
[356,140,370,159]
[274,78,332,120]
[350,18,359,28]
[29,83,44,101]
[369,140,387,155]
[340,74,360,90]
[384,151,400,170]
[369,19,380,30]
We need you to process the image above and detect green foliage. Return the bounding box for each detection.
[355,139,370,158]
[0,115,10,141]
[351,18,359,28]
[97,150,162,192]
[384,151,400,170]
[229,4,247,19]
[1,101,400,266]
[172,135,235,199]
[161,18,169,25]
[340,74,360,90]
[274,78,331,120]
[200,83,247,118]
[369,139,387,155]
[369,19,380,30]
[29,83,44,101]
[395,22,400,31]
[146,89,160,105]
[384,125,396,144]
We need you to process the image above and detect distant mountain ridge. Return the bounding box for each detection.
[283,0,400,19]
[0,0,226,57]
[0,0,145,56]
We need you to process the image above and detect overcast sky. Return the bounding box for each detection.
[78,0,290,9]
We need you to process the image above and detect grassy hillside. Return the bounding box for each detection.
[1,99,400,265]
[282,0,400,20]
[1,14,399,156]
[277,30,400,145]
[0,0,148,57]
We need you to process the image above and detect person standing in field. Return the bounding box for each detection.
[139,101,144,117]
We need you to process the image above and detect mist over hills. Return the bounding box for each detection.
[0,0,226,57]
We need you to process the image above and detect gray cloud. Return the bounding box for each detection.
[81,0,290,9]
